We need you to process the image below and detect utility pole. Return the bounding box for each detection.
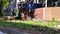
[43,0,47,20]
[45,0,47,8]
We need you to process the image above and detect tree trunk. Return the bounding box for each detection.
[0,1,3,17]
[0,8,2,17]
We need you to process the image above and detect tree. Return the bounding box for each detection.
[0,0,9,16]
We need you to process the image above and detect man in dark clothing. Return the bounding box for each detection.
[27,1,34,19]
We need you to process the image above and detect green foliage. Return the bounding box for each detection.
[2,11,6,16]
[0,20,60,34]
[0,0,9,16]
[0,0,9,7]
[52,18,55,22]
[13,9,17,16]
[0,20,58,30]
